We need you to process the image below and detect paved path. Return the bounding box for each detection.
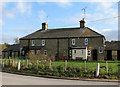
[2,72,119,85]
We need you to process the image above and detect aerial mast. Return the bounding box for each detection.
[81,7,87,20]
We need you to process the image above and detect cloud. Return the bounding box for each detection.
[0,20,4,26]
[17,2,32,15]
[102,30,118,41]
[0,2,7,26]
[3,2,32,20]
[2,33,15,44]
[95,2,118,24]
[101,29,113,32]
[4,10,16,19]
[56,1,72,8]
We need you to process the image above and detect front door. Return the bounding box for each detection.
[107,50,112,60]
[117,50,120,60]
[9,50,12,57]
[92,49,97,61]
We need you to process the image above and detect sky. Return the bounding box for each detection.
[0,0,119,44]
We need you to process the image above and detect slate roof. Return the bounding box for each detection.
[20,27,105,40]
[105,41,120,50]
[2,44,20,52]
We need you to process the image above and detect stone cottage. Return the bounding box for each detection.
[19,19,105,61]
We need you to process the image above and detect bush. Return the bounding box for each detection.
[56,65,63,73]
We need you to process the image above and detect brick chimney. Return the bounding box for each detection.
[80,18,85,28]
[42,22,48,31]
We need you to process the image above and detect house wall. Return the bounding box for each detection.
[72,49,87,60]
[69,37,104,61]
[112,51,117,60]
[2,51,19,59]
[20,36,105,61]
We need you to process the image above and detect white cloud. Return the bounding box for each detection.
[0,20,4,26]
[2,33,14,44]
[102,30,118,41]
[102,29,113,32]
[56,1,72,8]
[101,2,114,9]
[3,2,32,20]
[0,2,7,26]
[17,2,32,15]
[4,10,16,19]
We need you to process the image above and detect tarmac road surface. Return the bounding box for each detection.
[1,72,119,85]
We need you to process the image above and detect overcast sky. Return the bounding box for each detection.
[0,0,119,44]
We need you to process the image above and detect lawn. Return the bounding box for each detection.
[1,59,120,79]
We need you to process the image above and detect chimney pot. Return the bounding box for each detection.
[80,19,85,28]
[42,22,48,31]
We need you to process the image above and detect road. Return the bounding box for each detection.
[1,72,119,85]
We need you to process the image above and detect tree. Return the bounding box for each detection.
[14,37,19,44]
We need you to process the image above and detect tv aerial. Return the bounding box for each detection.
[81,7,87,19]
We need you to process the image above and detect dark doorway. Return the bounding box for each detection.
[9,50,12,57]
[92,49,97,61]
[107,50,112,60]
[117,50,120,60]
[18,52,20,57]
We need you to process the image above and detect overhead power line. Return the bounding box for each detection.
[87,16,120,23]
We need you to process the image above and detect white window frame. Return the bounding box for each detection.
[72,39,75,45]
[20,48,23,54]
[23,50,25,55]
[44,50,47,55]
[32,40,35,46]
[85,38,88,45]
[37,50,40,54]
[31,50,34,54]
[87,50,91,56]
[99,47,103,53]
[74,50,76,54]
[42,40,45,46]
[81,50,84,55]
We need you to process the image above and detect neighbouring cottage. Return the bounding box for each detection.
[104,41,120,61]
[2,44,20,58]
[18,19,105,61]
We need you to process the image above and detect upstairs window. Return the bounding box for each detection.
[42,40,45,46]
[85,38,88,45]
[72,39,75,45]
[44,50,47,55]
[99,47,103,53]
[74,50,76,54]
[88,50,91,56]
[32,40,35,46]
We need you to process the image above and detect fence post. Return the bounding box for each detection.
[65,60,67,71]
[36,60,38,70]
[84,61,86,72]
[0,59,2,65]
[27,59,29,67]
[18,60,20,70]
[9,56,11,67]
[2,61,5,68]
[49,59,52,70]
[96,63,100,77]
[12,59,14,67]
[106,61,108,73]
